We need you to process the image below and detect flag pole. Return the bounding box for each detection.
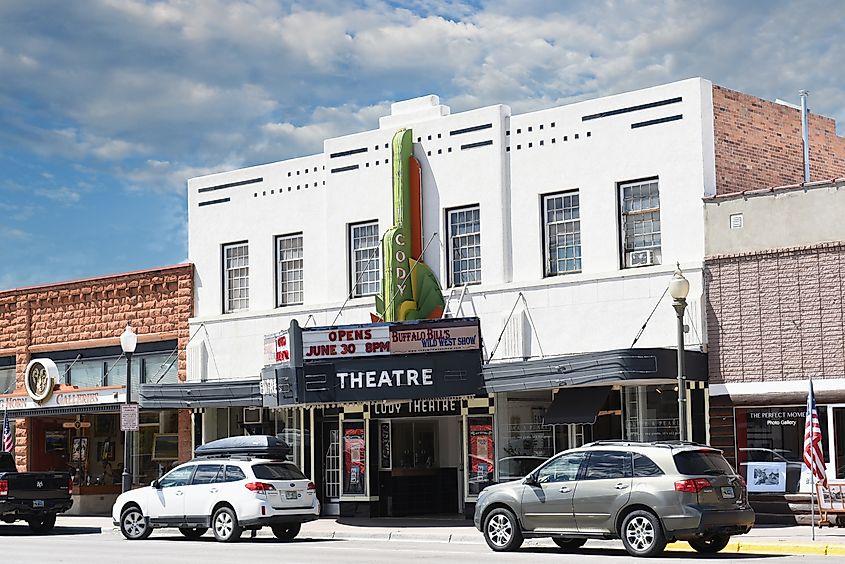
[811,475,816,541]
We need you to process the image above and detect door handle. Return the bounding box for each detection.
[209,488,219,494]
[175,491,184,496]
[559,486,571,493]
[615,483,629,490]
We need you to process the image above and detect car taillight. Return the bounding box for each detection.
[0,479,7,496]
[674,478,711,493]
[244,482,275,492]
[67,478,73,491]
[307,481,316,491]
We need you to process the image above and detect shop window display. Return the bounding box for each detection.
[623,385,679,442]
[736,405,828,494]
[495,392,554,483]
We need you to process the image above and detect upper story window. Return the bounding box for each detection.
[350,222,380,297]
[276,233,304,307]
[223,242,249,313]
[0,365,14,395]
[447,205,481,286]
[620,179,661,268]
[543,191,581,276]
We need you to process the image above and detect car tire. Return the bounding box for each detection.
[620,510,666,558]
[27,513,56,534]
[211,507,242,543]
[120,506,152,540]
[271,523,301,540]
[552,537,587,550]
[179,527,208,539]
[483,507,524,552]
[688,534,730,554]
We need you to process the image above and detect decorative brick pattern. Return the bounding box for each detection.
[713,85,845,195]
[0,264,193,470]
[706,242,845,384]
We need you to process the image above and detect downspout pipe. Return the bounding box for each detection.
[800,90,810,183]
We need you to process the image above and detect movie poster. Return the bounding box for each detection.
[343,422,366,495]
[468,417,494,496]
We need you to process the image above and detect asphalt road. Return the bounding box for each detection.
[0,522,831,563]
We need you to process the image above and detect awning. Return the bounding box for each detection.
[483,347,707,394]
[545,386,612,425]
[139,379,262,409]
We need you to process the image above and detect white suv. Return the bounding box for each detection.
[112,457,320,542]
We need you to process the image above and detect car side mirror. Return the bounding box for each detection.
[524,474,538,487]
[151,480,161,489]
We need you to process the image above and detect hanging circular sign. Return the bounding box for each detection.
[24,358,59,404]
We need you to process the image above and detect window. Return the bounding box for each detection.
[276,234,304,306]
[223,242,249,313]
[252,463,307,480]
[349,222,380,297]
[537,452,586,483]
[633,453,664,477]
[674,451,734,476]
[225,465,247,482]
[160,465,195,488]
[191,464,223,484]
[448,206,481,286]
[584,451,632,480]
[0,366,14,395]
[543,191,581,276]
[620,179,661,267]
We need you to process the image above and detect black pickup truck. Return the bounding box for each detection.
[0,452,72,532]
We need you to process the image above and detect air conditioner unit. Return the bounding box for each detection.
[243,407,263,424]
[627,250,656,267]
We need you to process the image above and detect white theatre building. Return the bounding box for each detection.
[155,77,809,516]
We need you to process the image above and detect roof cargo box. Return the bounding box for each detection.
[194,435,291,459]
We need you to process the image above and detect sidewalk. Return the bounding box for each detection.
[57,515,845,556]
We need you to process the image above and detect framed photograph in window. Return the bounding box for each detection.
[97,439,115,461]
[45,431,66,454]
[152,433,179,461]
[71,437,89,463]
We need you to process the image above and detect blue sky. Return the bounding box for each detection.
[1,0,843,289]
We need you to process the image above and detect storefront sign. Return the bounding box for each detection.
[302,351,482,403]
[371,398,462,418]
[24,358,59,404]
[302,326,390,360]
[390,325,480,354]
[0,387,124,412]
[264,331,291,365]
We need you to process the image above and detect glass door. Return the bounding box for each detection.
[322,422,340,515]
[833,407,845,479]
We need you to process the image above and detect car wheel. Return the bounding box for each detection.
[552,537,587,550]
[271,523,301,540]
[211,507,242,543]
[27,513,56,534]
[179,527,208,539]
[620,510,666,557]
[688,534,730,554]
[120,506,152,540]
[483,507,524,552]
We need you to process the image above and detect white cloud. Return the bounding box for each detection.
[34,186,82,205]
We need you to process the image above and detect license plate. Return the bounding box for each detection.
[285,491,299,500]
[721,486,735,498]
[33,500,44,508]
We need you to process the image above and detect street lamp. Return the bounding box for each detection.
[120,324,137,493]
[668,265,690,442]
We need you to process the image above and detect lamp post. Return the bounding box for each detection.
[668,265,690,442]
[120,324,137,493]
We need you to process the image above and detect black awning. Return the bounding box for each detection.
[545,386,612,425]
[139,379,262,409]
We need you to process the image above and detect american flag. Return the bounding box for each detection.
[803,379,828,489]
[2,409,13,453]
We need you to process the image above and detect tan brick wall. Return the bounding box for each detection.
[0,264,194,469]
[705,242,845,385]
[713,85,845,195]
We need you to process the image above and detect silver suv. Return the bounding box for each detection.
[474,441,754,557]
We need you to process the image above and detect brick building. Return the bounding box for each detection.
[0,264,193,514]
[705,178,845,521]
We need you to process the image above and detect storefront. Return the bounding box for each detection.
[262,317,487,517]
[1,352,182,514]
[484,348,709,484]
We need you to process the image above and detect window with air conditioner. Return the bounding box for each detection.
[620,179,661,268]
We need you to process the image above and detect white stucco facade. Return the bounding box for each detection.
[187,78,716,382]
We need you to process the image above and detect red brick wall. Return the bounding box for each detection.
[713,85,845,194]
[0,264,194,468]
[705,242,845,385]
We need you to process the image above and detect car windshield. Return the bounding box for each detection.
[674,450,735,476]
[252,463,307,480]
